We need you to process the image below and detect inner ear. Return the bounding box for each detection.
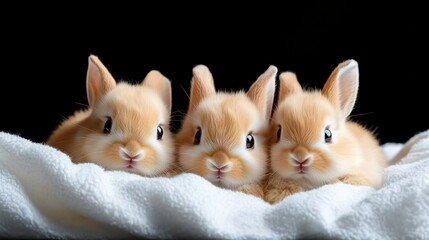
[322,59,359,118]
[86,55,116,107]
[246,65,277,120]
[187,65,216,115]
[278,71,302,103]
[142,70,172,114]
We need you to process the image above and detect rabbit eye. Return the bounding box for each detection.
[103,116,112,134]
[324,127,332,143]
[157,125,163,140]
[246,132,255,149]
[193,127,202,145]
[276,125,282,142]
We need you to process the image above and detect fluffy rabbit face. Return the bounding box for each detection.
[82,83,174,177]
[178,93,269,189]
[269,92,351,187]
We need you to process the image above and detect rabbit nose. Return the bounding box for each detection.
[119,148,145,161]
[207,151,232,172]
[288,146,313,166]
[119,140,145,161]
[290,156,313,166]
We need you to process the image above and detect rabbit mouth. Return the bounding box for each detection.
[216,169,223,178]
[214,171,224,182]
[126,159,135,169]
[296,165,307,174]
[210,171,229,185]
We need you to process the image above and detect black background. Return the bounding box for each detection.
[1,3,427,145]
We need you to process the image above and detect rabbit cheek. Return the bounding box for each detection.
[121,146,165,177]
[90,141,124,170]
[132,147,159,175]
[270,146,295,177]
[308,151,331,177]
[177,147,205,175]
[190,155,210,177]
[225,156,247,181]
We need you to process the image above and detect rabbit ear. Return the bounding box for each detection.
[322,59,359,119]
[278,71,302,102]
[142,70,172,114]
[86,55,116,107]
[187,64,216,115]
[247,65,277,120]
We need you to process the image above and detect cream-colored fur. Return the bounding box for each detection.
[47,55,177,177]
[176,65,277,199]
[264,60,387,204]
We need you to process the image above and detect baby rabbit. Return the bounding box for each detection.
[264,59,387,204]
[175,65,277,199]
[46,55,176,177]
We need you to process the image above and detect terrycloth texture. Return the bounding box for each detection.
[0,130,428,239]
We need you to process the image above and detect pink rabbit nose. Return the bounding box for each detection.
[292,157,312,166]
[119,149,145,161]
[119,140,145,162]
[288,146,313,167]
[207,151,232,172]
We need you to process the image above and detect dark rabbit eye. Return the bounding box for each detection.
[157,125,163,140]
[246,132,255,149]
[324,127,332,143]
[276,125,282,142]
[103,116,112,134]
[193,127,202,145]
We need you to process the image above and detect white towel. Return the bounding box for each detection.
[1,130,428,239]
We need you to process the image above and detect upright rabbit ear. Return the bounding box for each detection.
[86,55,116,107]
[278,71,302,102]
[187,65,216,115]
[322,59,359,119]
[247,65,277,120]
[142,70,172,115]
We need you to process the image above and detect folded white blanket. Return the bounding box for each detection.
[1,130,428,239]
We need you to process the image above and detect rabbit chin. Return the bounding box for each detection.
[202,173,256,189]
[126,165,165,177]
[276,167,344,190]
[95,159,171,177]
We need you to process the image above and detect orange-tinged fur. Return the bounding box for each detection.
[46,55,177,177]
[176,65,277,199]
[264,60,387,204]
